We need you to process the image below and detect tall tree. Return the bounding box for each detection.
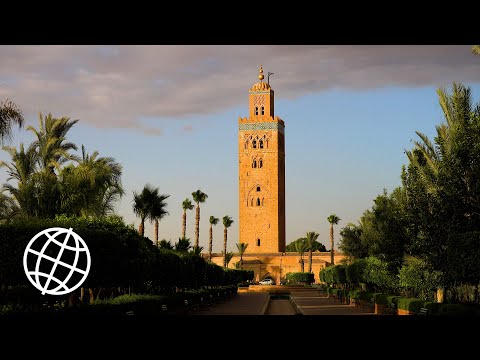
[339,222,368,259]
[222,215,234,268]
[132,184,159,237]
[236,242,249,269]
[181,198,194,239]
[208,216,219,262]
[0,99,24,145]
[286,238,326,252]
[305,231,319,273]
[192,189,208,248]
[27,113,78,174]
[0,143,38,217]
[150,192,170,245]
[293,238,308,272]
[59,145,124,217]
[327,214,341,265]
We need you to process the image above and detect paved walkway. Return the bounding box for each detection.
[194,289,377,315]
[193,292,269,315]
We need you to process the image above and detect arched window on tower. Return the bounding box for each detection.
[257,239,261,246]
[255,107,258,115]
[252,140,257,148]
[259,140,264,149]
[256,186,261,192]
[256,198,260,206]
[252,159,257,168]
[259,159,263,168]
[261,106,265,115]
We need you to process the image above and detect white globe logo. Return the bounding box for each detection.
[23,227,91,296]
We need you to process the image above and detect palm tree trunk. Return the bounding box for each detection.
[308,245,313,273]
[182,210,187,239]
[154,220,159,246]
[139,219,144,237]
[209,224,213,262]
[300,257,304,273]
[223,227,227,268]
[330,224,334,265]
[195,205,200,248]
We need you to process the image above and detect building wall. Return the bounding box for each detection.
[210,252,347,284]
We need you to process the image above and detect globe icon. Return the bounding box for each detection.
[23,227,91,296]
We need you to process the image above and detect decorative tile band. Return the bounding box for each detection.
[249,91,272,94]
[239,122,284,132]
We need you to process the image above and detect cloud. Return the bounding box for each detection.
[183,125,193,133]
[1,45,479,133]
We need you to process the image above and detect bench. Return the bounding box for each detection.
[417,307,428,316]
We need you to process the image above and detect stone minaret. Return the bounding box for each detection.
[238,65,285,253]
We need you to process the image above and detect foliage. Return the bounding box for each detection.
[0,98,24,145]
[224,251,234,267]
[345,258,366,284]
[286,272,315,285]
[174,237,192,252]
[398,257,442,300]
[445,232,480,285]
[363,256,398,291]
[374,294,399,306]
[286,237,326,252]
[339,223,367,258]
[396,297,429,313]
[158,239,173,250]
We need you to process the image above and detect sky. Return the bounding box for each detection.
[1,45,480,253]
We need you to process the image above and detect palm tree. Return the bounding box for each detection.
[192,190,208,248]
[0,99,24,145]
[222,215,234,268]
[27,113,78,174]
[208,216,219,262]
[60,144,124,217]
[236,243,249,269]
[181,198,194,239]
[158,239,174,250]
[0,143,38,217]
[293,238,308,272]
[191,245,204,256]
[150,192,170,246]
[175,237,192,253]
[306,231,319,273]
[132,184,159,237]
[327,214,341,265]
[224,251,234,268]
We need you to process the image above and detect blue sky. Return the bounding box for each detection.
[1,45,480,252]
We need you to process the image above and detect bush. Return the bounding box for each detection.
[333,265,347,284]
[398,258,441,301]
[374,294,399,306]
[346,259,366,284]
[363,256,398,291]
[446,231,480,285]
[320,267,335,284]
[437,303,480,316]
[397,297,427,313]
[286,272,314,285]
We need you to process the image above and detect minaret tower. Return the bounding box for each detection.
[238,65,286,253]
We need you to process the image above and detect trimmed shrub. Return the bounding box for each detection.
[286,272,314,285]
[374,294,399,306]
[363,256,398,291]
[397,297,427,313]
[346,259,366,284]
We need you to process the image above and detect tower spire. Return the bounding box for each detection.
[258,65,264,82]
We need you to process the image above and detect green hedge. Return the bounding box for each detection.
[374,294,399,306]
[0,217,245,295]
[286,272,314,285]
[397,297,428,313]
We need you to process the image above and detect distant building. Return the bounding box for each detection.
[210,66,345,283]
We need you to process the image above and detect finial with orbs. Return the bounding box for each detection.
[258,65,264,81]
